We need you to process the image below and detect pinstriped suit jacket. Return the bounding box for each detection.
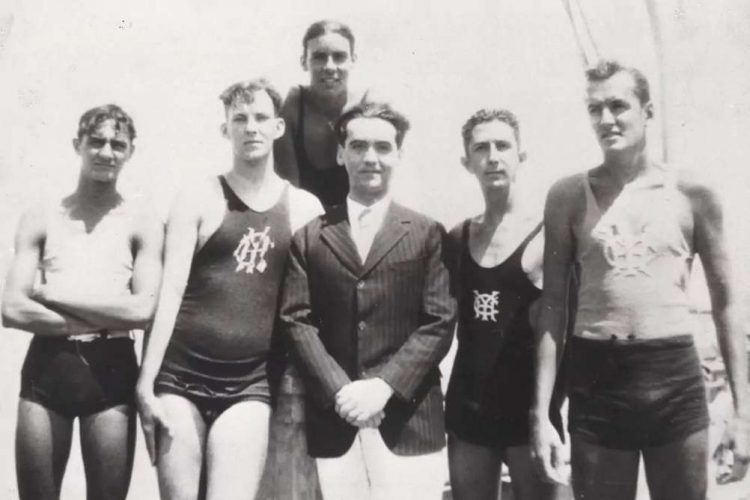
[279,201,457,458]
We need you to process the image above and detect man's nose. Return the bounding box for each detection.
[363,146,378,163]
[245,119,259,133]
[488,144,501,162]
[600,107,616,125]
[98,141,114,158]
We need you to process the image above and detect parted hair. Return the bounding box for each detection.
[302,19,356,58]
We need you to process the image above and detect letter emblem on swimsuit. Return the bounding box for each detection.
[473,290,500,322]
[593,223,657,277]
[233,226,274,274]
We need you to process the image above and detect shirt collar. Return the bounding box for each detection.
[347,195,391,226]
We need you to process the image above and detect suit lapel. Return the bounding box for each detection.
[361,203,410,275]
[320,205,362,276]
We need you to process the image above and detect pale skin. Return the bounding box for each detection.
[1,119,164,500]
[531,71,750,498]
[136,89,321,500]
[448,118,559,500]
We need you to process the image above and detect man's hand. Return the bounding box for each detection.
[135,385,173,465]
[531,415,570,485]
[716,413,750,484]
[335,378,394,428]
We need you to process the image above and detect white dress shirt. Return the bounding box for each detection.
[347,195,391,263]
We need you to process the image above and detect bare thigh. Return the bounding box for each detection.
[642,428,708,500]
[447,432,503,500]
[205,400,270,500]
[570,433,640,500]
[505,444,564,500]
[15,399,74,500]
[156,394,207,500]
[79,404,136,500]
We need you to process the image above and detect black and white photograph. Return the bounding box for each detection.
[0,0,749,498]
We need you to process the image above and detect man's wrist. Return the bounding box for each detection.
[374,377,395,398]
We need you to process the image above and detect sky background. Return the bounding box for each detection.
[1,0,750,497]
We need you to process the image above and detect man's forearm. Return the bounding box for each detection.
[714,306,750,415]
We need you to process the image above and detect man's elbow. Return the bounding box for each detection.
[2,299,28,330]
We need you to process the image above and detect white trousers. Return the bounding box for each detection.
[316,428,446,500]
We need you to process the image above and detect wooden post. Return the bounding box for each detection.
[258,365,322,500]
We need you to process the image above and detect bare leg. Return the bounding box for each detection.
[570,433,640,500]
[505,444,564,500]
[205,400,270,500]
[15,399,74,500]
[156,394,207,500]
[447,432,503,500]
[79,404,136,500]
[642,429,708,500]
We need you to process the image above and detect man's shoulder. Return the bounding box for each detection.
[287,185,325,233]
[674,167,716,197]
[548,171,587,200]
[279,85,302,120]
[171,175,224,212]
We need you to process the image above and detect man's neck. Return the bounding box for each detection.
[308,87,348,119]
[482,185,514,226]
[74,176,121,206]
[349,191,388,208]
[230,155,274,187]
[601,145,653,186]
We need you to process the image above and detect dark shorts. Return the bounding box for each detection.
[567,334,709,450]
[447,404,534,449]
[20,336,138,418]
[155,369,270,427]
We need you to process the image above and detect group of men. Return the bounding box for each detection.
[3,58,749,500]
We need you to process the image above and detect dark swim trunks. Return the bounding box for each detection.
[155,370,269,427]
[567,334,709,450]
[20,336,138,418]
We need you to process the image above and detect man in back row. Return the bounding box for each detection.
[532,59,750,500]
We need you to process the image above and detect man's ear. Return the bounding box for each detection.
[220,122,228,138]
[336,144,345,166]
[273,117,286,140]
[301,54,309,72]
[72,137,81,152]
[519,150,527,163]
[645,101,654,120]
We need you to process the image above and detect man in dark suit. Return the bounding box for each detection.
[279,101,457,499]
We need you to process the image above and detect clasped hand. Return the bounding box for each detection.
[335,378,394,428]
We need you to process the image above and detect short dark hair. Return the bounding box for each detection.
[77,104,136,142]
[461,108,520,154]
[585,59,651,105]
[302,20,356,59]
[219,78,283,116]
[334,101,410,148]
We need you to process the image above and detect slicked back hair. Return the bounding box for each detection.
[77,104,136,142]
[302,19,356,59]
[219,78,283,116]
[461,108,520,154]
[334,101,410,148]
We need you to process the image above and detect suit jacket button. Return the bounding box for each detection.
[358,321,366,331]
